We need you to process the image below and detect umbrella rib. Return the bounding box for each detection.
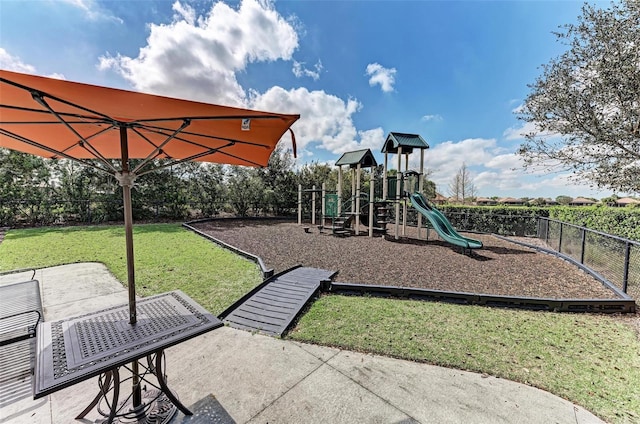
[135,122,273,150]
[135,142,235,177]
[0,128,115,176]
[28,93,121,174]
[54,124,121,174]
[0,104,113,124]
[213,149,265,167]
[131,114,286,124]
[1,77,115,122]
[130,120,191,175]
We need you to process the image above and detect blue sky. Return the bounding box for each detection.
[0,0,617,199]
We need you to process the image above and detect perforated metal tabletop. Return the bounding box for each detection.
[34,290,222,399]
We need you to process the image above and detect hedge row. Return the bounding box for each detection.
[439,205,549,236]
[430,204,639,241]
[548,206,640,241]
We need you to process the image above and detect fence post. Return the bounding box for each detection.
[623,242,631,293]
[558,222,563,253]
[545,218,549,244]
[297,184,302,225]
[580,228,586,264]
[311,185,316,225]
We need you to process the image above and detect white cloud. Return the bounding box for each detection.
[61,0,123,23]
[421,114,443,122]
[426,138,497,171]
[0,48,66,79]
[93,0,381,161]
[503,121,538,140]
[485,153,522,170]
[292,59,323,80]
[0,48,37,74]
[365,63,396,93]
[357,128,385,152]
[251,86,383,155]
[98,0,299,107]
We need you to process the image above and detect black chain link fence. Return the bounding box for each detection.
[538,218,638,300]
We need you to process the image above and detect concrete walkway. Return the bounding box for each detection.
[0,263,605,424]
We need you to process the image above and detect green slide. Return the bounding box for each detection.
[409,192,483,250]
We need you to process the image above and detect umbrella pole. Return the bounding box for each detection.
[121,176,143,409]
[118,126,143,410]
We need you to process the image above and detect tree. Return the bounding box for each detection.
[259,145,297,215]
[226,166,265,216]
[556,195,573,205]
[517,1,640,194]
[189,163,227,217]
[0,149,53,225]
[448,163,476,204]
[53,159,118,223]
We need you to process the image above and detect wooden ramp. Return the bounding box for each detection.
[220,267,336,337]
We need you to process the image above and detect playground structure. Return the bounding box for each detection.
[297,132,483,252]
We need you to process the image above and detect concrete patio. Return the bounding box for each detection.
[0,263,604,423]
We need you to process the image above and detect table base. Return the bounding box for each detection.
[76,350,187,424]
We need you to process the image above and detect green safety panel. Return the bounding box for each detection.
[386,178,404,199]
[325,194,338,217]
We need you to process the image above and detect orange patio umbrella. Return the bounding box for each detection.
[0,69,299,325]
[1,69,299,415]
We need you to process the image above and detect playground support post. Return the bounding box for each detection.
[417,149,424,239]
[321,183,326,228]
[297,184,302,225]
[402,153,408,236]
[355,163,361,234]
[351,168,356,220]
[369,176,374,237]
[395,146,402,240]
[337,165,343,215]
[383,152,388,200]
[311,184,316,225]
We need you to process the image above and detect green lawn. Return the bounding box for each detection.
[1,224,638,423]
[289,295,640,423]
[0,223,262,314]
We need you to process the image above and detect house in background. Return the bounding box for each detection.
[570,197,597,206]
[498,197,525,206]
[614,197,640,207]
[432,192,448,205]
[528,198,559,206]
[476,197,497,206]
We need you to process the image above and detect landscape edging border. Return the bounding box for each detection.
[183,218,636,314]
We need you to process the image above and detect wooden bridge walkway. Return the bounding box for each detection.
[219,267,336,337]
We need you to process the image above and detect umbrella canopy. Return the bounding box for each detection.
[0,69,300,324]
[0,70,298,169]
[1,69,300,416]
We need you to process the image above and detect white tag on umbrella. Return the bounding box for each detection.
[241,118,251,131]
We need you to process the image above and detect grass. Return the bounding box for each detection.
[289,295,640,424]
[0,223,262,315]
[1,224,638,423]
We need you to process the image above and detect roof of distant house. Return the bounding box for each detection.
[571,197,596,204]
[616,197,639,205]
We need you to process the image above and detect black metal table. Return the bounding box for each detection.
[34,290,223,423]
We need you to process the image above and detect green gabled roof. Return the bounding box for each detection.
[335,149,378,168]
[381,132,429,154]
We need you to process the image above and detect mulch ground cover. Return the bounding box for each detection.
[193,219,617,300]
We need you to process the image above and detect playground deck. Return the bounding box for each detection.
[219,267,336,337]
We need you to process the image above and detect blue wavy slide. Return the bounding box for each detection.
[409,192,483,251]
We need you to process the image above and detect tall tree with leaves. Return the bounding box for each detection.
[0,149,53,225]
[188,163,227,217]
[517,0,640,194]
[259,145,297,215]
